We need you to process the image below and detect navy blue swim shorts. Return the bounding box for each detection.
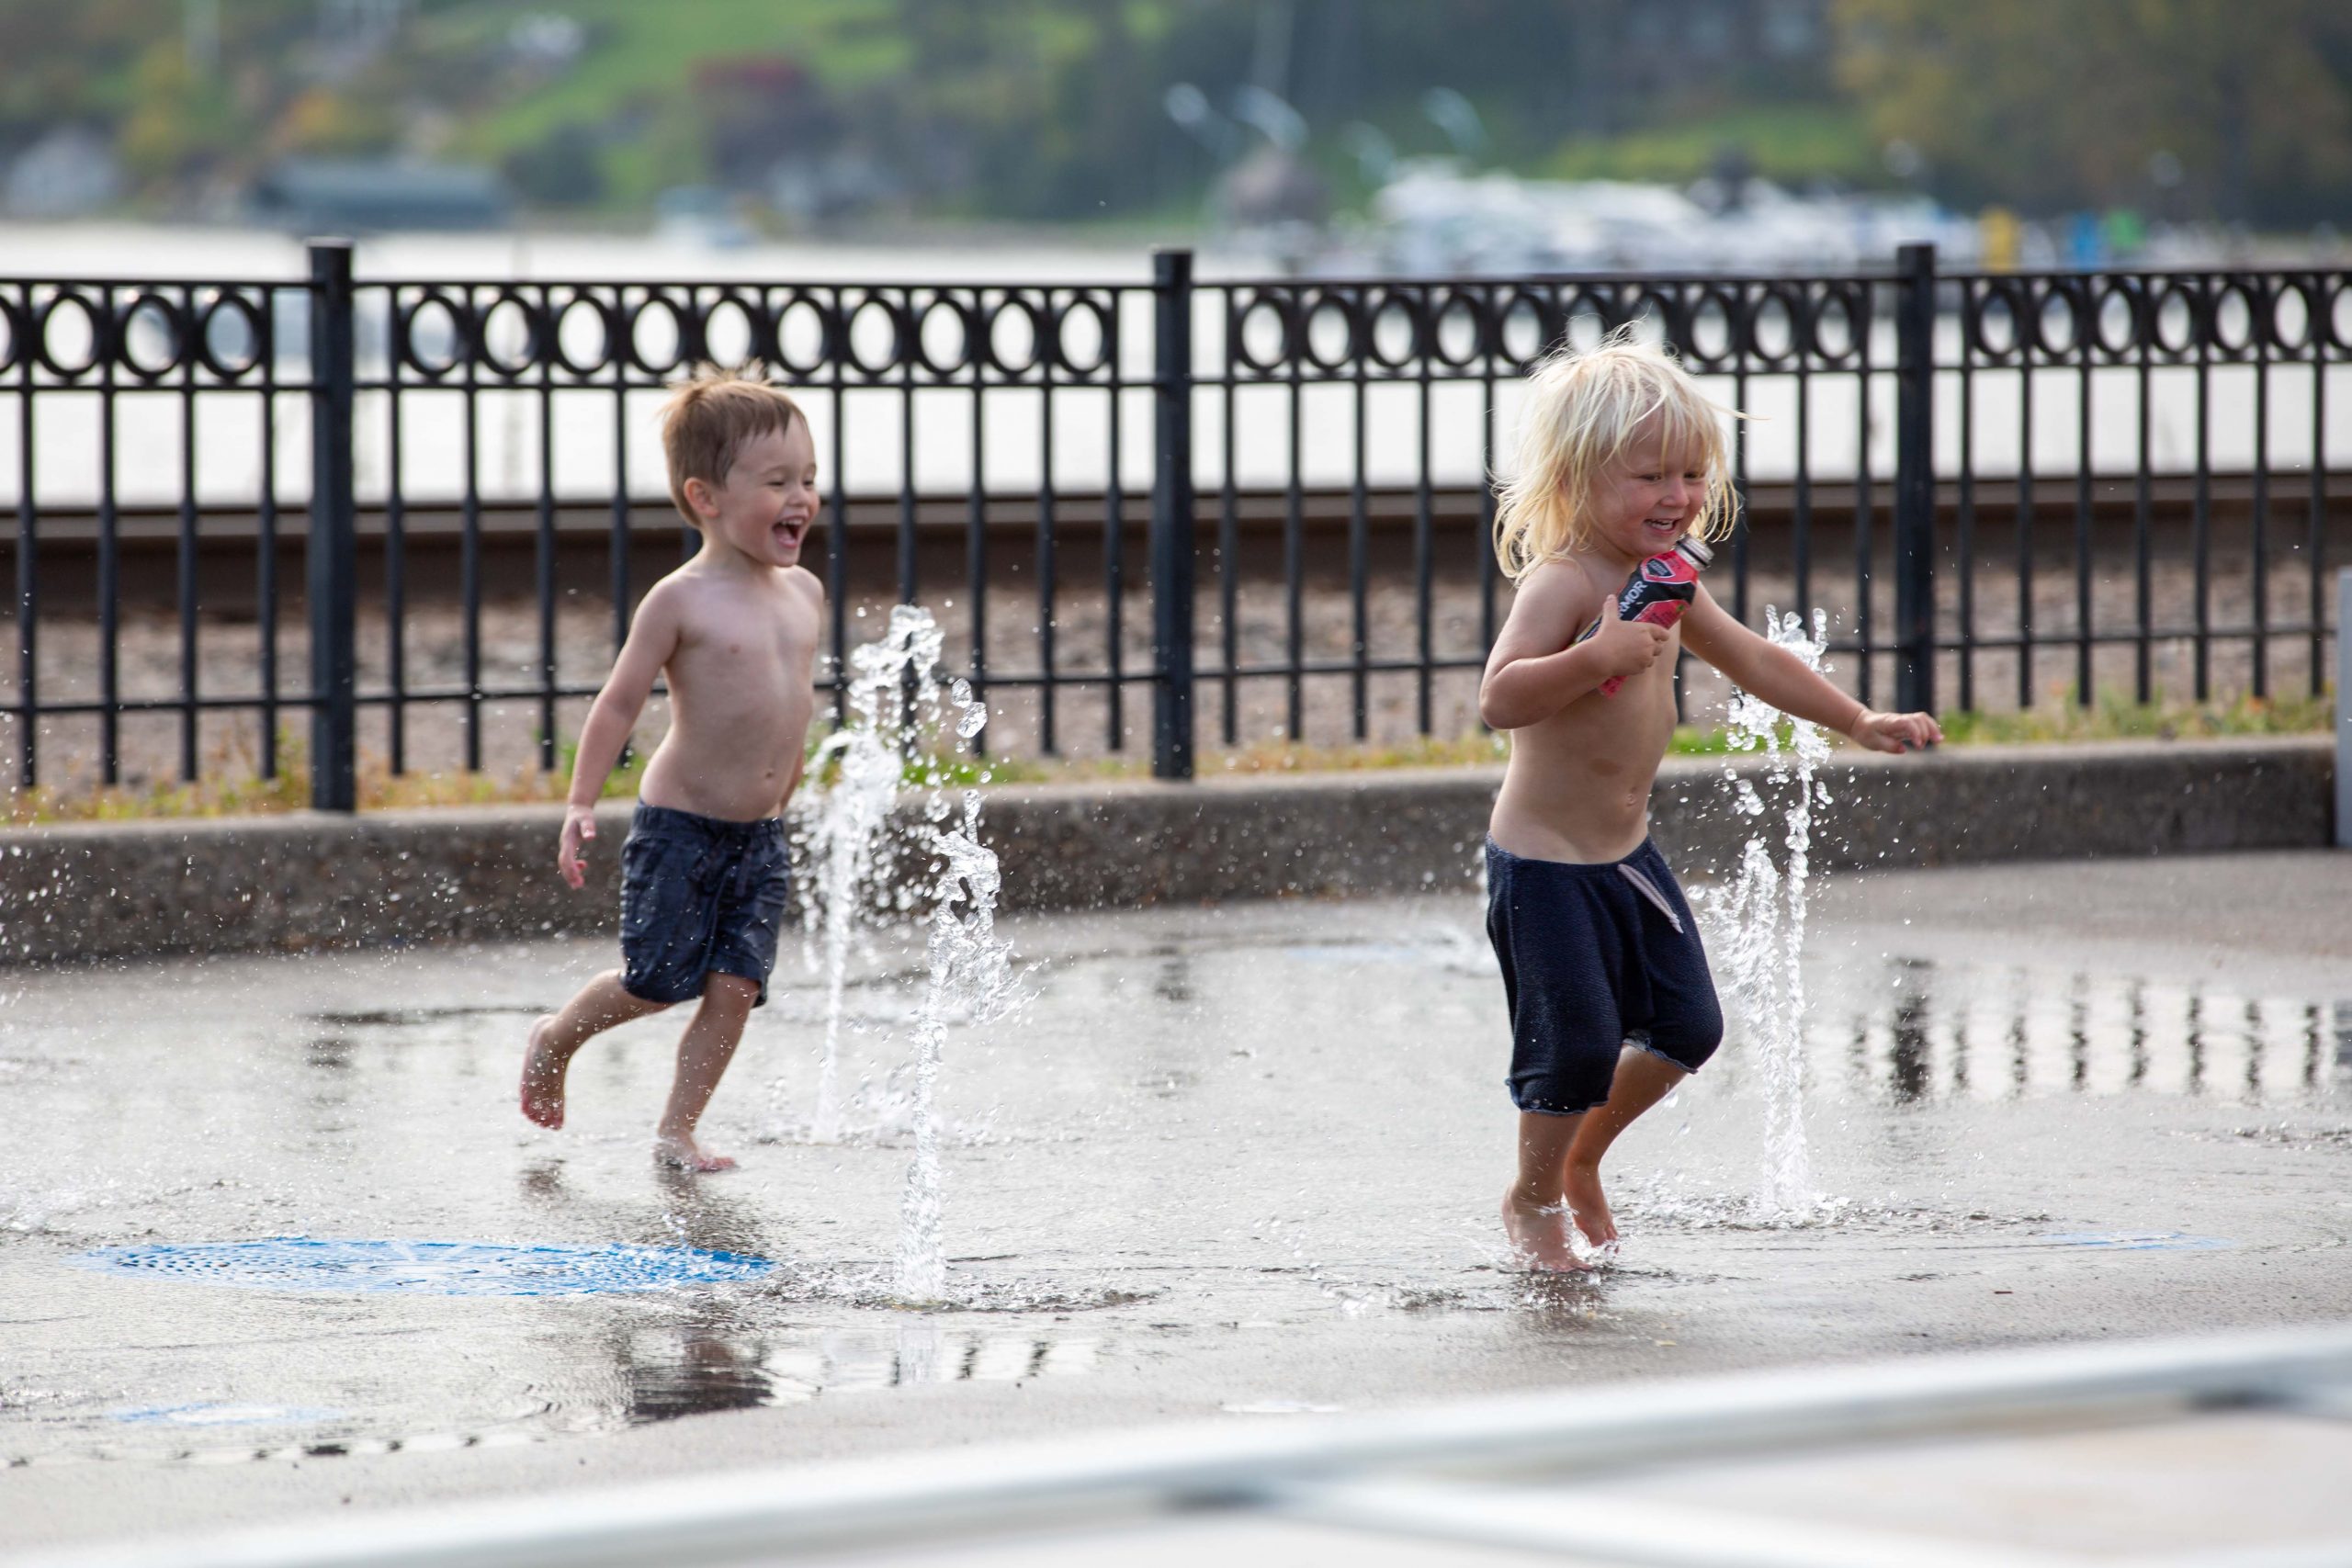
[617,803,792,1007]
[1484,836,1724,1115]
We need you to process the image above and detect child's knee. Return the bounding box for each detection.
[699,973,762,1013]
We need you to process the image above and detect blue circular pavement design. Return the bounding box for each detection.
[2039,1232,2235,1252]
[74,1237,776,1296]
[108,1403,345,1427]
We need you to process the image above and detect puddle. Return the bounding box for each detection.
[622,1324,1099,1424]
[74,1238,776,1296]
[1804,959,2346,1108]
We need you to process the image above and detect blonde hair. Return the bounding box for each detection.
[659,364,808,525]
[1491,327,1738,581]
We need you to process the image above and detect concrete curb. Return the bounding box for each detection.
[0,736,2332,966]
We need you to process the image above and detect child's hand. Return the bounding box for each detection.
[1848,708,1943,754]
[1588,594,1672,683]
[557,805,597,889]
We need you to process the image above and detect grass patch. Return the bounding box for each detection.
[1931,690,2333,745]
[0,691,2329,825]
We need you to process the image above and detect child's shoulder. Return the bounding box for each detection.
[780,564,824,608]
[1517,553,1609,608]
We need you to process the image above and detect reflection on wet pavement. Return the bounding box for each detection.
[619,1322,1099,1425]
[1816,958,2347,1107]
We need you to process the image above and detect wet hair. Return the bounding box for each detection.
[658,364,808,526]
[1491,326,1739,581]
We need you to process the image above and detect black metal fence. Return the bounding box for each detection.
[1,242,2343,807]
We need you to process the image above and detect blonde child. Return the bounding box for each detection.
[1479,333,1940,1269]
[519,367,826,1172]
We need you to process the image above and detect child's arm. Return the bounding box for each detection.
[558,585,683,888]
[1679,588,1943,753]
[1478,564,1671,731]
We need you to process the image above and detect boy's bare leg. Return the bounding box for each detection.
[1561,1047,1690,1246]
[653,973,759,1173]
[1503,1110,1589,1272]
[521,970,669,1129]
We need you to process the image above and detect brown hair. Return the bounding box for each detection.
[658,364,807,525]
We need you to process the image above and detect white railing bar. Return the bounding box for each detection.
[22,1324,2352,1568]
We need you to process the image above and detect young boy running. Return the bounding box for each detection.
[519,367,824,1172]
[1479,333,1941,1269]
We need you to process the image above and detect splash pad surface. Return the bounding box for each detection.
[3,851,2350,1550]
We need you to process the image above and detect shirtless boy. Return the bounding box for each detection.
[1479,333,1941,1269]
[519,367,824,1172]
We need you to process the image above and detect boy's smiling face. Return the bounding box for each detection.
[1589,424,1705,563]
[693,419,820,568]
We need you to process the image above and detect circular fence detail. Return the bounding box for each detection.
[197,292,266,379]
[76,1237,777,1297]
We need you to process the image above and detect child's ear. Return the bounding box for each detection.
[683,476,718,518]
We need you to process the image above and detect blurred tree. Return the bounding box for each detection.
[1834,0,2352,222]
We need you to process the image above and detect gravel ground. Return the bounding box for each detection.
[0,553,2334,800]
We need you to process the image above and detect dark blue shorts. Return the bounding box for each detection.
[617,804,791,1007]
[1485,837,1724,1115]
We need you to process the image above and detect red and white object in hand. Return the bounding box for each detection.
[1575,536,1714,696]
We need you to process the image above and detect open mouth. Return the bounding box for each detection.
[774,518,809,549]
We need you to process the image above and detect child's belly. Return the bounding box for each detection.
[1487,682,1675,863]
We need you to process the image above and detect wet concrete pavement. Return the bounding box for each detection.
[4,850,2350,1553]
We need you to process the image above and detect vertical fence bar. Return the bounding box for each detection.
[1036,294,1058,756]
[176,286,201,781]
[2251,280,2271,701]
[1149,249,1195,781]
[2314,299,2333,700]
[306,239,358,812]
[2016,321,2035,710]
[2192,275,2213,702]
[1893,244,1936,716]
[609,287,631,660]
[1851,282,1875,706]
[535,287,558,772]
[1218,320,1239,748]
[2335,568,2349,849]
[13,283,35,790]
[460,288,484,773]
[966,292,989,749]
[2134,278,2154,705]
[97,285,119,784]
[2073,276,2095,706]
[1956,280,1978,712]
[1103,295,1125,752]
[384,295,407,775]
[1283,315,1305,744]
[1414,309,1435,737]
[257,288,280,779]
[1348,342,1369,740]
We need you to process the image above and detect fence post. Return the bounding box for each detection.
[307,239,358,812]
[2335,568,2349,849]
[1150,248,1196,781]
[1893,242,1938,717]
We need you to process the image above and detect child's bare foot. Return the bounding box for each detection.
[1501,1190,1589,1272]
[1561,1159,1618,1247]
[653,1133,738,1173]
[520,1016,567,1129]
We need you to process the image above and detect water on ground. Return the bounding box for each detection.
[2,852,2349,1549]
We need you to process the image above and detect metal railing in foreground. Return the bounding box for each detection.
[27,1324,2352,1568]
